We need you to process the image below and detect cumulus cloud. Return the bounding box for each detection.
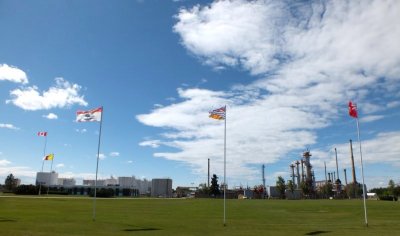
[75,128,87,133]
[6,77,88,110]
[56,163,65,168]
[0,123,20,130]
[43,113,58,120]
[139,140,162,148]
[109,152,120,157]
[138,0,400,184]
[0,64,28,84]
[0,159,11,166]
[98,153,106,160]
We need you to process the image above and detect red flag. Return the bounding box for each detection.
[348,101,358,118]
[38,131,47,136]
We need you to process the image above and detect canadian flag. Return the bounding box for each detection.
[38,131,47,136]
[348,101,358,118]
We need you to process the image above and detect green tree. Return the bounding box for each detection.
[210,174,220,197]
[198,183,210,194]
[276,176,286,199]
[320,182,333,198]
[287,180,295,194]
[388,179,395,196]
[4,174,18,191]
[300,181,311,198]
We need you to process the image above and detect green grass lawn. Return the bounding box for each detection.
[0,196,399,235]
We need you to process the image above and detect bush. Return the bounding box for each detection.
[379,195,398,201]
[14,185,39,195]
[89,188,115,198]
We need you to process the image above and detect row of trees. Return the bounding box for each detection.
[369,179,399,201]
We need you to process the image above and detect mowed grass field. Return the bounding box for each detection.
[0,196,399,236]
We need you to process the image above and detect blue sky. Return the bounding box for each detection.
[1,0,399,189]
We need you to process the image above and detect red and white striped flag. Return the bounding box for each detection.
[37,131,47,136]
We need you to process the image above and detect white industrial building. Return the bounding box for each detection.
[151,178,172,198]
[57,178,76,187]
[36,171,58,186]
[118,176,151,195]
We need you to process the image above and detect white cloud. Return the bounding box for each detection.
[0,123,20,130]
[127,160,133,164]
[139,140,161,148]
[43,113,58,120]
[56,163,65,168]
[98,153,106,160]
[75,128,87,133]
[0,64,28,84]
[136,0,400,184]
[0,159,11,166]
[0,163,36,181]
[6,77,88,110]
[109,152,120,157]
[360,115,384,123]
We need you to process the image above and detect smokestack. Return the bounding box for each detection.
[328,173,331,182]
[344,169,348,185]
[303,151,312,182]
[295,161,300,187]
[335,148,340,181]
[290,164,296,185]
[208,158,210,187]
[262,164,266,199]
[301,160,305,182]
[324,161,327,183]
[349,139,357,184]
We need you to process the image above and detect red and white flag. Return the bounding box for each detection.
[348,101,358,118]
[37,131,47,136]
[76,107,102,122]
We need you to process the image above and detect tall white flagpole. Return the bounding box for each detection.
[39,134,47,196]
[47,154,54,195]
[356,117,368,226]
[223,105,226,226]
[93,107,104,221]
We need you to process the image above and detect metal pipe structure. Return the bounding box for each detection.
[290,164,296,185]
[208,158,210,187]
[295,160,301,188]
[262,164,266,198]
[335,148,340,181]
[344,169,348,185]
[349,139,357,184]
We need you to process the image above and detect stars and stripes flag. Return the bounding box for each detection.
[43,153,54,161]
[209,106,226,120]
[348,101,358,118]
[37,131,47,136]
[76,107,102,122]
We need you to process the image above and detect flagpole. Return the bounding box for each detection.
[93,106,103,221]
[47,154,54,195]
[356,117,368,227]
[39,134,47,196]
[223,105,226,226]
